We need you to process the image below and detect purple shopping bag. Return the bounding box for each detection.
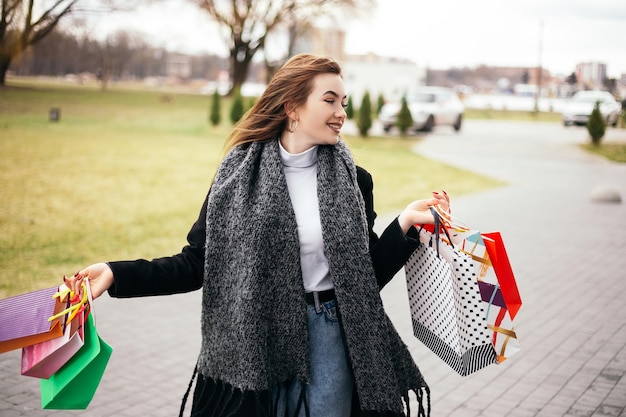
[0,287,66,354]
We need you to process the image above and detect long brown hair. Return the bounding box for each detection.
[222,54,342,154]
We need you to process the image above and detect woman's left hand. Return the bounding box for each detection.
[397,190,450,234]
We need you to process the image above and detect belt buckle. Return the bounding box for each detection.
[313,291,323,313]
[313,291,321,307]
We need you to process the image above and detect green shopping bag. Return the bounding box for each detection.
[40,312,112,409]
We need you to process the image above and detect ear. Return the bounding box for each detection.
[284,101,298,120]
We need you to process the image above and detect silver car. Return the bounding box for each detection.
[379,86,464,133]
[561,90,621,127]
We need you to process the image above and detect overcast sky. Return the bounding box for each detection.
[90,0,626,78]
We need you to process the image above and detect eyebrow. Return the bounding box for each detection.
[323,90,348,100]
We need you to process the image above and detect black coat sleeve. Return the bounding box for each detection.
[107,192,209,298]
[356,166,420,290]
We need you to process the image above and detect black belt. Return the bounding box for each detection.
[304,289,335,306]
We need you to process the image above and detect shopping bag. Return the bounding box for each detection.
[21,307,85,379]
[482,232,522,320]
[40,279,110,409]
[40,312,112,409]
[486,304,520,363]
[0,287,66,354]
[21,282,92,378]
[405,209,497,376]
[435,207,522,363]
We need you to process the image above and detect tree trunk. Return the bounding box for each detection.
[229,37,256,95]
[0,52,11,86]
[231,55,248,94]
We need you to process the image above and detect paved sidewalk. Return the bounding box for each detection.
[382,121,626,417]
[1,120,625,416]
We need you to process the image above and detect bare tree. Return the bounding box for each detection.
[192,0,372,95]
[93,30,141,90]
[0,0,148,86]
[1,0,80,85]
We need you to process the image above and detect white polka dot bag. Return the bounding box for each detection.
[435,206,522,364]
[404,208,498,376]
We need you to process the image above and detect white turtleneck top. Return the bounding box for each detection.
[279,142,333,292]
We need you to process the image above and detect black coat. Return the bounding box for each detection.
[107,166,420,298]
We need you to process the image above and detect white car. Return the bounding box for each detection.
[379,86,464,133]
[561,90,621,127]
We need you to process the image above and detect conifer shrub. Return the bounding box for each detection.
[248,97,256,111]
[346,96,354,120]
[357,91,372,137]
[376,93,385,115]
[209,91,221,126]
[586,101,606,146]
[230,90,245,124]
[396,96,413,136]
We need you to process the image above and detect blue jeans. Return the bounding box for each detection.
[274,299,354,417]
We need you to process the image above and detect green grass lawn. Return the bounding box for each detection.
[1,80,501,297]
[581,143,626,163]
[464,108,562,122]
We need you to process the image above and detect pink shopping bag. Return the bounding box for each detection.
[21,312,85,379]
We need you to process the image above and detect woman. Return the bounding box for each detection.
[66,54,448,417]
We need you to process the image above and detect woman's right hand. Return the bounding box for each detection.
[397,190,451,234]
[64,263,114,300]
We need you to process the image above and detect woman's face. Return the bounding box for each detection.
[282,73,347,153]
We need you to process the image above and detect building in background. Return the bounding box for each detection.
[575,62,607,89]
[342,54,425,104]
[294,26,424,104]
[296,25,346,63]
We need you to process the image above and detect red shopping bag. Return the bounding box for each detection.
[482,232,522,320]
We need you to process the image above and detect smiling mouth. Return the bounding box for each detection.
[328,123,342,133]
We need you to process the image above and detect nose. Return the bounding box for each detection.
[336,106,347,120]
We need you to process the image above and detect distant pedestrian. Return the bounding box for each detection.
[65,53,448,417]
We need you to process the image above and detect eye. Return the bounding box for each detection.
[324,98,348,109]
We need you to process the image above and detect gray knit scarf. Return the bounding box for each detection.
[199,138,429,416]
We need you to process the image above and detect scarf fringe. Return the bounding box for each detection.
[359,386,430,417]
[180,366,313,417]
[179,366,271,417]
[414,386,431,417]
[180,366,430,417]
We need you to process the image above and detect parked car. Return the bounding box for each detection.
[379,86,464,133]
[561,90,621,127]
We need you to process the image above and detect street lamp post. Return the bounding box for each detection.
[534,20,544,114]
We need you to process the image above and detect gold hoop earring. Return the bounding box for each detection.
[287,119,298,133]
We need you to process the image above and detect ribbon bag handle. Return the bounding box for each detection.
[429,206,454,257]
[47,278,93,326]
[432,204,470,232]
